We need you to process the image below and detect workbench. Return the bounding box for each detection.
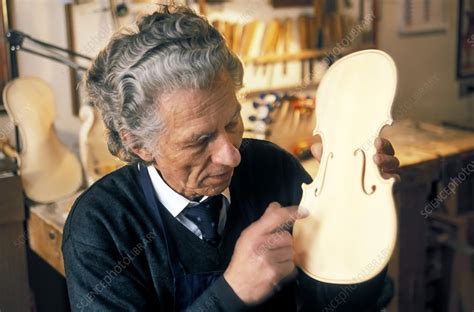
[27,120,474,312]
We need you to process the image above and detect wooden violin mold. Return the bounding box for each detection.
[293,49,398,284]
[2,77,83,203]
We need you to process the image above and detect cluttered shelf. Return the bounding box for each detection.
[203,0,378,94]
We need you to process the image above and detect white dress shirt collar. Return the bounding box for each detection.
[147,165,230,217]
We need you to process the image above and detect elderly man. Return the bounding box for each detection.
[62,6,399,312]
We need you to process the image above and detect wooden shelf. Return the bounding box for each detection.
[241,44,376,65]
[243,82,319,98]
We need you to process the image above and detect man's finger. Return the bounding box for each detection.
[259,231,293,252]
[374,137,395,156]
[373,154,400,172]
[268,246,294,263]
[257,204,305,234]
[382,172,401,182]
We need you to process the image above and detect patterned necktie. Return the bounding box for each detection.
[183,194,224,247]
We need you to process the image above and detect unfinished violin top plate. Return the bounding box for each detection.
[293,49,398,284]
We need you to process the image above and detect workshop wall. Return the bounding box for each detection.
[380,1,473,124]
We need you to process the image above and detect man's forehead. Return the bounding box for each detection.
[159,84,237,121]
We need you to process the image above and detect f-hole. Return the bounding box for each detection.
[314,152,334,197]
[354,148,376,195]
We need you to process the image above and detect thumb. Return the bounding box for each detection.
[311,143,323,162]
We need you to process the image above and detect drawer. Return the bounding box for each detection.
[28,209,65,275]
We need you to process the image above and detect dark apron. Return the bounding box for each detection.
[138,164,223,311]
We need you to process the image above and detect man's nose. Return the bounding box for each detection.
[211,133,241,168]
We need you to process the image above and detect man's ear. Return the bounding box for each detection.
[119,129,154,162]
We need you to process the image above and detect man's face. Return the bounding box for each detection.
[148,74,244,199]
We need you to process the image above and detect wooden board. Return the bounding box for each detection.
[382,120,474,158]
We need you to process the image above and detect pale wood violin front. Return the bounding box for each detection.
[293,50,398,284]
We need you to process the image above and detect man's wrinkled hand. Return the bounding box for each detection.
[223,203,308,305]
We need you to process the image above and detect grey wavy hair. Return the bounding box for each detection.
[84,5,244,164]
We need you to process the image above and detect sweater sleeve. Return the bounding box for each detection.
[62,237,159,311]
[184,276,248,312]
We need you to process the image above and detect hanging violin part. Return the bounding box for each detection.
[293,49,398,284]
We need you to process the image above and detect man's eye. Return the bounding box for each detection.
[195,135,211,146]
